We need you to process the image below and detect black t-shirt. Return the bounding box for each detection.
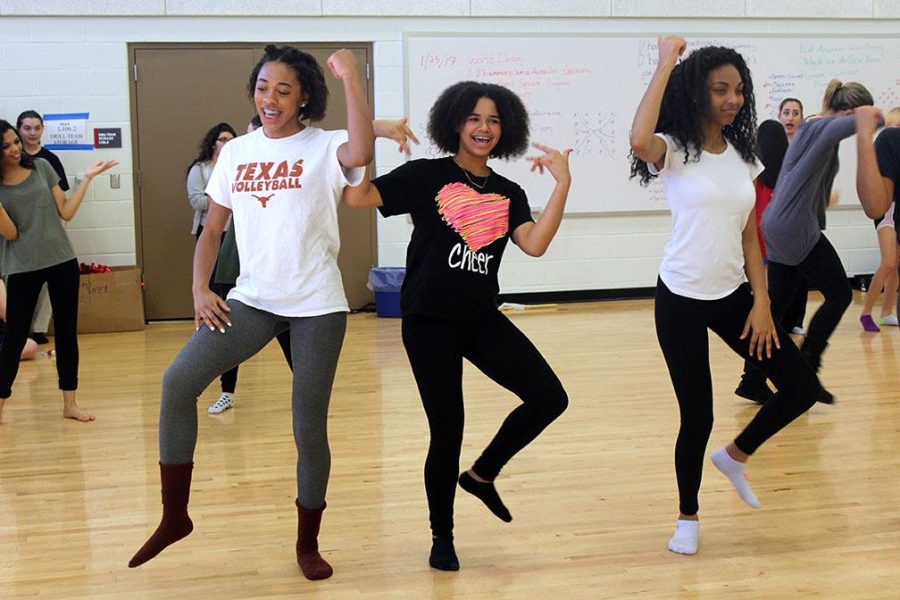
[31,146,69,191]
[373,157,534,321]
[875,128,900,235]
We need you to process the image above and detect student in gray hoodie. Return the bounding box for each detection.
[736,80,877,405]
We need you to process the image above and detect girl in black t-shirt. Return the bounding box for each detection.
[17,110,70,344]
[344,81,572,571]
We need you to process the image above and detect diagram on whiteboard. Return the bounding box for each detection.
[406,34,900,213]
[572,112,616,157]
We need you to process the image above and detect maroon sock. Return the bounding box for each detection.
[128,511,193,568]
[297,550,333,581]
[296,499,333,580]
[129,462,194,568]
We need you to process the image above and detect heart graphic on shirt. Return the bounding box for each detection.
[435,182,510,253]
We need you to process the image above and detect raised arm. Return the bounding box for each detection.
[511,144,572,257]
[342,176,384,209]
[343,118,419,209]
[855,106,890,219]
[373,117,419,156]
[788,115,859,176]
[328,49,375,168]
[630,35,686,168]
[52,160,118,221]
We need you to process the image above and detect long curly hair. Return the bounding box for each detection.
[427,81,529,160]
[185,122,236,178]
[630,45,758,185]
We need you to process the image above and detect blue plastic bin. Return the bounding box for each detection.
[368,267,405,318]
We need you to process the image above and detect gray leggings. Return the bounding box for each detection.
[159,300,347,508]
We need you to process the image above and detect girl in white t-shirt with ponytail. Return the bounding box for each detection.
[130,44,373,580]
[629,36,820,556]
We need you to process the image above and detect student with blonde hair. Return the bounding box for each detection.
[737,79,876,403]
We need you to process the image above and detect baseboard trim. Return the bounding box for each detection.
[498,275,874,305]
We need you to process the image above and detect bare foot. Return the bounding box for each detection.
[63,403,95,422]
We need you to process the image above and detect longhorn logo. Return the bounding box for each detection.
[252,194,275,208]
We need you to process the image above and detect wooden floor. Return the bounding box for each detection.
[2,292,899,599]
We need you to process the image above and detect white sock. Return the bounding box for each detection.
[668,519,699,555]
[711,447,760,509]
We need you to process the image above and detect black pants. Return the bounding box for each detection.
[197,227,239,393]
[213,284,294,392]
[783,278,808,330]
[655,280,819,516]
[767,236,852,361]
[401,311,568,538]
[0,259,80,397]
[743,235,852,383]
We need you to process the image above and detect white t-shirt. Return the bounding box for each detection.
[651,133,763,300]
[206,126,364,317]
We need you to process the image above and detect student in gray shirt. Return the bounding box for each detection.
[0,119,116,425]
[737,80,876,405]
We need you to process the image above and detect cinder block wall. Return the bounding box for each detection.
[1,1,896,292]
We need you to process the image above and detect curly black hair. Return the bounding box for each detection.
[630,46,758,186]
[427,81,529,160]
[248,45,328,123]
[0,119,34,182]
[756,119,788,189]
[185,122,236,178]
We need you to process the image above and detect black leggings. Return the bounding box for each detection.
[767,236,852,361]
[401,312,568,538]
[0,259,80,398]
[743,235,852,382]
[655,280,820,516]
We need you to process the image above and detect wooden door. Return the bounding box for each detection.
[130,43,376,320]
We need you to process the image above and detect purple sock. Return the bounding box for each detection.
[860,315,880,332]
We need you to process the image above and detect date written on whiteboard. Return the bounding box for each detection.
[419,52,458,71]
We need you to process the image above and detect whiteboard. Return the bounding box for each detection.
[404,34,900,214]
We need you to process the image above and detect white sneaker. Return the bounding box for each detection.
[208,393,234,414]
[791,326,806,335]
[879,315,899,327]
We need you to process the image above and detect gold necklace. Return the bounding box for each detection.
[455,160,491,190]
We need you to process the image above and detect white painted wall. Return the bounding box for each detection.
[0,2,897,292]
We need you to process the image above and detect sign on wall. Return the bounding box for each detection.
[43,112,94,150]
[94,128,122,148]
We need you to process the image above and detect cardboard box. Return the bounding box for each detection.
[77,266,145,333]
